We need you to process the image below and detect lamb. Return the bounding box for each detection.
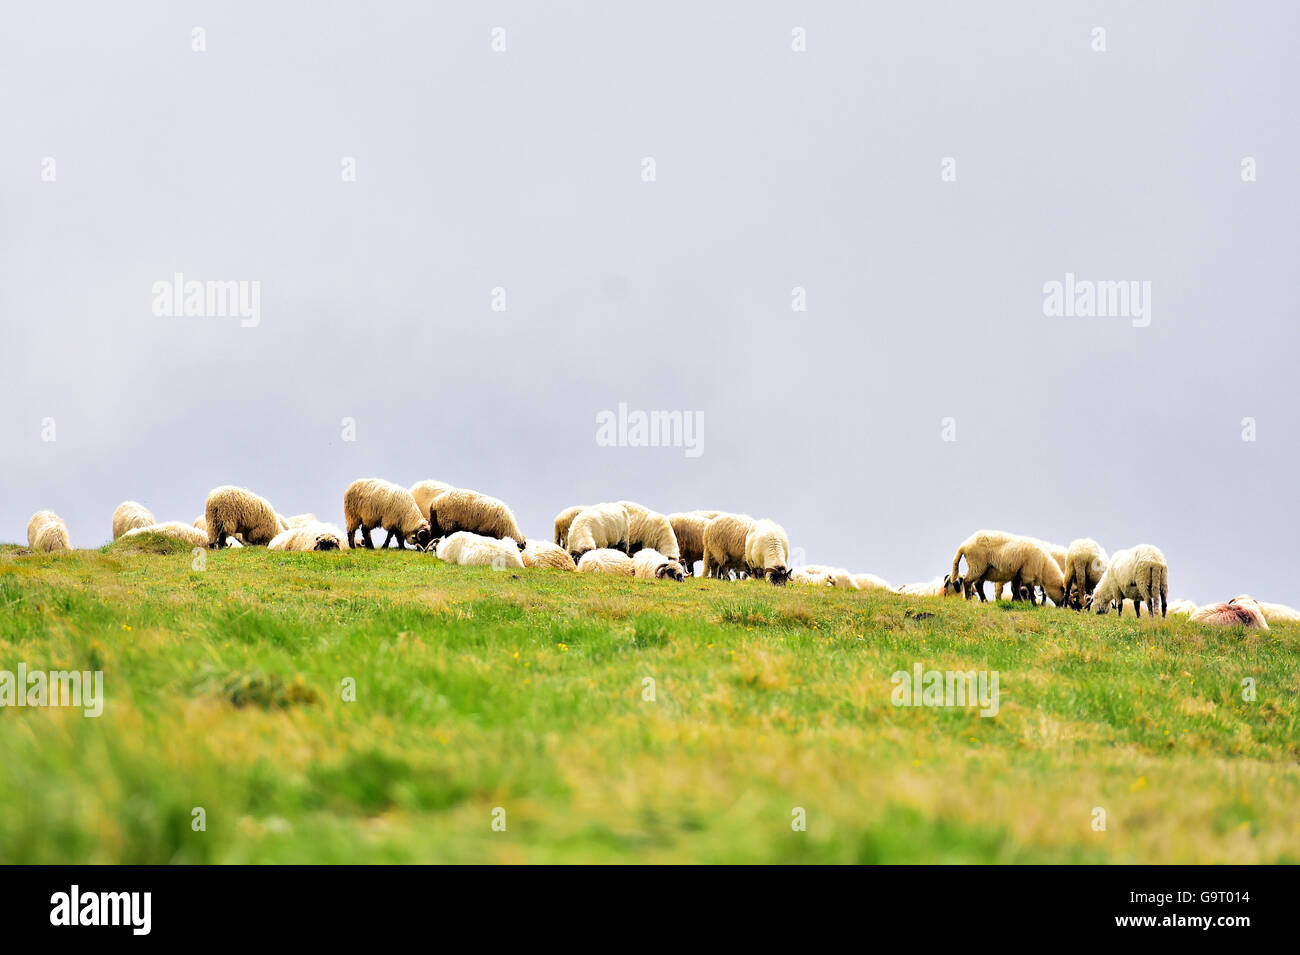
[26,511,71,552]
[268,522,347,552]
[1232,596,1300,625]
[342,478,432,550]
[666,510,719,576]
[1062,538,1109,609]
[123,521,210,547]
[852,573,894,592]
[567,503,630,562]
[702,513,755,580]
[631,548,687,581]
[434,531,525,569]
[204,485,288,548]
[553,505,587,549]
[742,519,792,585]
[576,548,635,576]
[949,529,1066,604]
[1089,544,1168,617]
[618,501,681,560]
[1189,596,1268,629]
[112,501,155,539]
[522,538,577,571]
[410,480,454,522]
[427,488,525,549]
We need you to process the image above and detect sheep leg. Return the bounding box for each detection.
[394,527,406,550]
[381,528,395,548]
[346,521,359,549]
[361,525,376,549]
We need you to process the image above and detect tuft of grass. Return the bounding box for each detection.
[0,546,1296,863]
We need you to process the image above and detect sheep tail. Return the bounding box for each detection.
[950,546,965,584]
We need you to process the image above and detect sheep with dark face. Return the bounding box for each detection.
[342,478,432,550]
[567,503,630,564]
[701,513,754,580]
[269,522,346,552]
[1089,544,1168,617]
[427,488,525,550]
[1062,538,1109,609]
[632,548,687,581]
[949,529,1066,605]
[205,486,287,548]
[743,519,792,586]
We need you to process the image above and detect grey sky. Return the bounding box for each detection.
[3,1,1297,605]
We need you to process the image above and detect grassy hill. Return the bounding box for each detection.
[1,537,1297,863]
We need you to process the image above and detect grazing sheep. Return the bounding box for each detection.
[1232,596,1300,625]
[205,486,287,548]
[950,530,1066,604]
[427,488,525,549]
[1024,537,1069,575]
[268,522,347,552]
[1090,545,1168,617]
[667,510,719,576]
[26,511,71,553]
[553,505,587,549]
[342,478,432,550]
[702,513,755,580]
[576,548,635,576]
[632,548,687,581]
[1063,538,1109,609]
[112,501,155,539]
[743,519,792,586]
[1165,598,1197,617]
[522,538,577,571]
[567,503,630,562]
[618,501,681,560]
[1190,596,1268,629]
[410,480,454,522]
[852,573,894,592]
[434,531,525,569]
[123,521,210,547]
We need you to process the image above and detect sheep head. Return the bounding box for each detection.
[408,520,433,549]
[942,574,964,598]
[656,561,686,582]
[766,565,792,587]
[314,535,340,551]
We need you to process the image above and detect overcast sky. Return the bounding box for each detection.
[3,1,1297,604]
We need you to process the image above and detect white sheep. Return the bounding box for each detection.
[427,488,525,548]
[112,501,155,539]
[268,522,347,552]
[631,548,687,581]
[1165,598,1197,617]
[667,510,719,576]
[1090,544,1168,617]
[949,529,1066,604]
[26,511,71,552]
[1190,596,1268,629]
[123,521,210,547]
[410,480,454,524]
[743,519,792,585]
[553,505,587,549]
[567,503,630,562]
[576,548,635,576]
[522,538,577,571]
[701,513,755,579]
[283,513,319,529]
[342,478,432,550]
[1062,538,1109,609]
[896,577,964,598]
[434,531,525,569]
[204,486,287,548]
[852,573,894,592]
[1231,596,1299,625]
[618,501,681,560]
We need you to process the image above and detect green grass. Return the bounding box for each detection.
[1,541,1297,863]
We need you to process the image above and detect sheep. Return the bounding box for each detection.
[1062,538,1109,609]
[26,511,71,553]
[852,573,894,592]
[283,513,318,529]
[1089,544,1168,617]
[434,531,525,569]
[112,501,155,539]
[202,486,287,548]
[949,529,1066,604]
[410,480,454,522]
[553,505,587,549]
[567,503,630,562]
[1232,596,1300,625]
[741,519,792,586]
[123,521,210,547]
[666,510,719,576]
[791,567,832,586]
[632,548,687,581]
[1165,598,1197,617]
[342,478,432,550]
[1190,596,1268,629]
[1024,537,1069,575]
[522,538,577,571]
[268,522,347,552]
[427,488,525,549]
[897,577,964,597]
[193,515,206,531]
[702,513,755,580]
[618,500,681,560]
[576,548,635,576]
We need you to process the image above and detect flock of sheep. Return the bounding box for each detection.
[20,479,1299,630]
